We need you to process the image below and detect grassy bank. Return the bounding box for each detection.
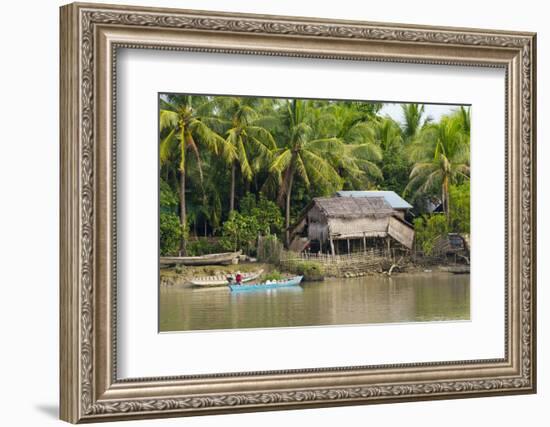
[159,256,469,287]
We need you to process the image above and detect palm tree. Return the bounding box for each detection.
[270,99,343,244]
[159,95,228,254]
[406,111,470,221]
[373,116,410,195]
[216,97,276,212]
[375,117,404,152]
[456,105,471,136]
[326,103,383,189]
[401,103,430,143]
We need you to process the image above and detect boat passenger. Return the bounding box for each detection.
[235,272,242,285]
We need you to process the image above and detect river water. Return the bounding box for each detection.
[159,272,470,332]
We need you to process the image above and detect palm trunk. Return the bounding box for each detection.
[283,154,298,246]
[441,184,445,216]
[442,175,450,224]
[179,169,187,255]
[276,185,285,207]
[229,160,236,212]
[274,149,298,245]
[285,172,294,246]
[277,152,297,207]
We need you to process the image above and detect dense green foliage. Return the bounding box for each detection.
[159,212,183,256]
[449,182,470,234]
[160,178,179,213]
[186,239,224,257]
[159,179,183,256]
[219,211,260,254]
[380,141,410,195]
[413,215,449,256]
[405,108,470,220]
[239,193,284,236]
[282,259,325,281]
[219,194,284,255]
[158,96,471,256]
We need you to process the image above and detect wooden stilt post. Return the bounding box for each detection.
[347,239,350,254]
[363,233,367,254]
[330,237,335,257]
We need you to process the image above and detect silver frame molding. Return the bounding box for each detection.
[60,2,537,423]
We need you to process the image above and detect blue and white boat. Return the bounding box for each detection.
[229,275,303,292]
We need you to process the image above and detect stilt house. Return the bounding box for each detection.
[289,191,415,255]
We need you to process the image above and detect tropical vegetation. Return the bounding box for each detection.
[159,95,471,256]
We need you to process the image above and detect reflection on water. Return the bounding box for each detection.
[159,272,470,332]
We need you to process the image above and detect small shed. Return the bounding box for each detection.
[433,233,470,256]
[289,196,415,255]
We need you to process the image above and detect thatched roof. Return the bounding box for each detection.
[313,196,394,219]
[336,190,413,210]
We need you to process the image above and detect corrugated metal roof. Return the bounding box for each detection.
[336,190,413,210]
[314,196,394,219]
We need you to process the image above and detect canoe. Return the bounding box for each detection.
[160,251,241,266]
[189,269,264,287]
[229,275,303,292]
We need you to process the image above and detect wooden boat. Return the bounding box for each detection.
[229,275,303,292]
[189,269,264,287]
[160,251,241,266]
[447,266,470,275]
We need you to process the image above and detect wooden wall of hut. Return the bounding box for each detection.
[387,217,415,249]
[326,217,389,240]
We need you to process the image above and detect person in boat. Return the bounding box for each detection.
[235,272,243,285]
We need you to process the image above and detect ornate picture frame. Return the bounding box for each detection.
[60,2,536,423]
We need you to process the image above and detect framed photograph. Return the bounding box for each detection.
[60,2,537,423]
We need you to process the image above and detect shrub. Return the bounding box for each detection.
[186,239,224,256]
[302,262,324,278]
[160,178,179,214]
[413,214,448,256]
[219,211,260,254]
[283,259,325,280]
[240,193,284,236]
[239,193,257,215]
[449,182,470,234]
[254,195,284,236]
[160,212,182,256]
